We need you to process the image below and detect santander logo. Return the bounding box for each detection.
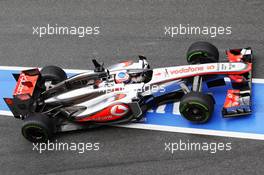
[110,104,129,116]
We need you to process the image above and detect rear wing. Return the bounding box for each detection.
[4,68,40,118]
[222,48,252,117]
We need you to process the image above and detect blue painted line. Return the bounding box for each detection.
[1,69,264,135]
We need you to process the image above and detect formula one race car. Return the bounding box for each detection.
[4,41,253,142]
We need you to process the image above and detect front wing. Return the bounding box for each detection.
[222,47,252,117]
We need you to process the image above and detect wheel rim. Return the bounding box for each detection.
[180,102,210,122]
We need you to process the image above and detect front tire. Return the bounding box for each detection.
[186,41,219,64]
[179,92,215,123]
[21,114,55,143]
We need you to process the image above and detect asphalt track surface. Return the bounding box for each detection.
[1,0,264,174]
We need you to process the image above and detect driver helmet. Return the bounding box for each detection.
[115,71,131,84]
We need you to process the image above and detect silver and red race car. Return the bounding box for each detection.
[4,41,253,142]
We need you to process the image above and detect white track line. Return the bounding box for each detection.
[0,110,13,116]
[119,123,264,140]
[1,65,264,83]
[252,78,264,84]
[2,109,264,140]
[0,66,87,74]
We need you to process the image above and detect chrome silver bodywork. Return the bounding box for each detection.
[42,57,251,121]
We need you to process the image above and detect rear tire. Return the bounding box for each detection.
[179,92,215,123]
[41,65,67,84]
[22,114,55,143]
[186,41,219,64]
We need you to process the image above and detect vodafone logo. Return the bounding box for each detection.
[110,104,129,116]
[170,66,204,75]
